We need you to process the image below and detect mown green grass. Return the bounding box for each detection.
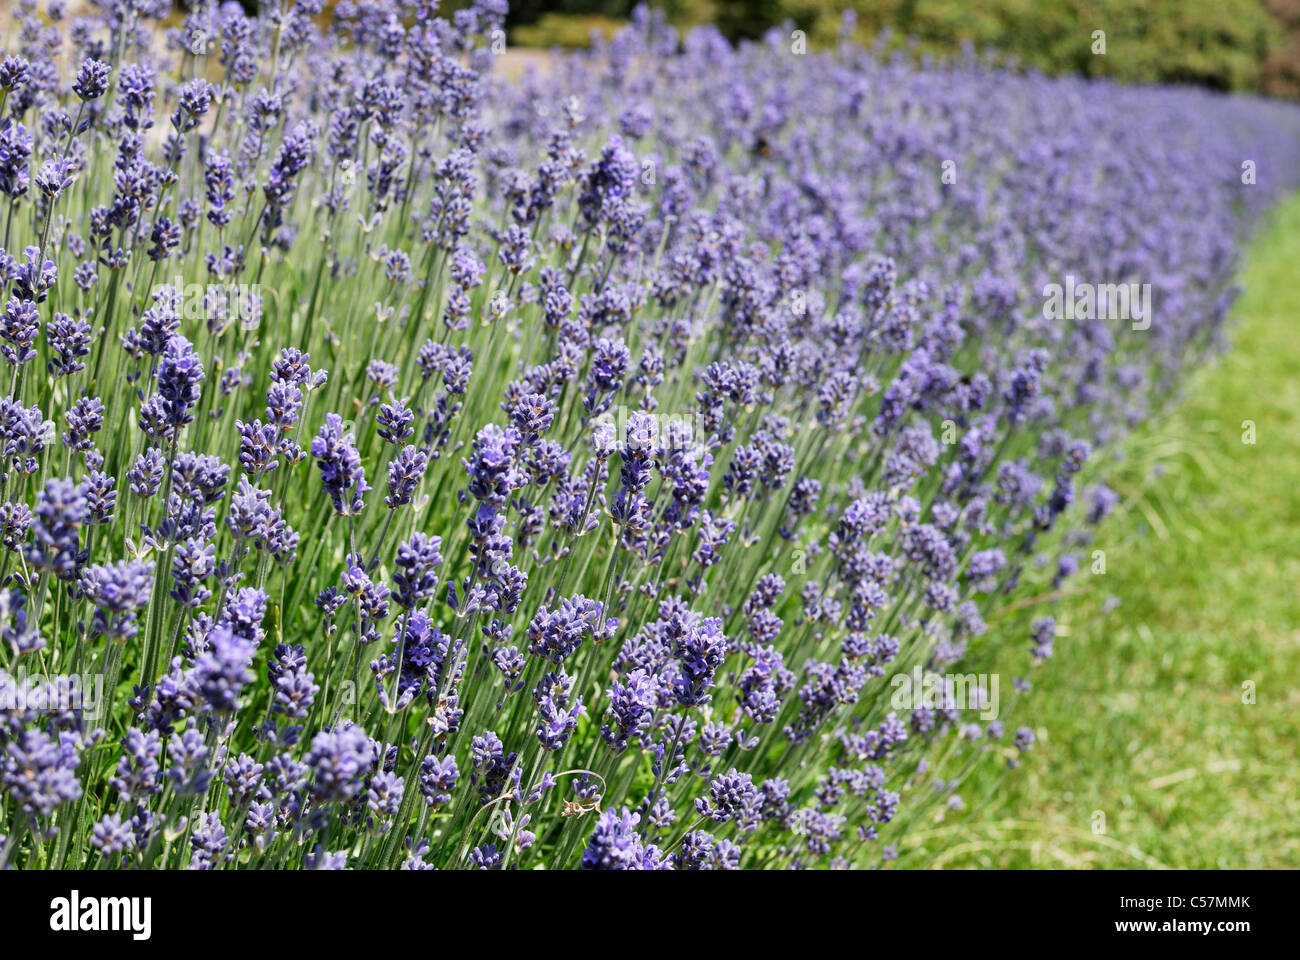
[901,190,1300,869]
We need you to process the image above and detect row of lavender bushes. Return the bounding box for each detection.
[0,0,1297,869]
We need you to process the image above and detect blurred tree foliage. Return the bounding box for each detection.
[506,0,1298,96]
[1263,0,1300,96]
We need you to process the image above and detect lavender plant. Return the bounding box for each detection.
[0,0,1296,871]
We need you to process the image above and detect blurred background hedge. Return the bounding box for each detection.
[499,0,1300,98]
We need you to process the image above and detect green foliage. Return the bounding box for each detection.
[828,0,1277,93]
[511,1,1295,96]
[511,12,626,47]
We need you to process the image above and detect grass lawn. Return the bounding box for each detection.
[902,190,1300,869]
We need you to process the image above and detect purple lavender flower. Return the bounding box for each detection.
[0,121,32,200]
[307,723,373,803]
[2,729,83,818]
[312,413,369,515]
[72,58,111,101]
[80,559,154,640]
[25,477,87,578]
[526,594,611,664]
[155,335,205,431]
[1,298,39,366]
[581,807,667,870]
[392,532,443,610]
[192,622,257,713]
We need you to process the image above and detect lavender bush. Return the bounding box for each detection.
[0,0,1296,870]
